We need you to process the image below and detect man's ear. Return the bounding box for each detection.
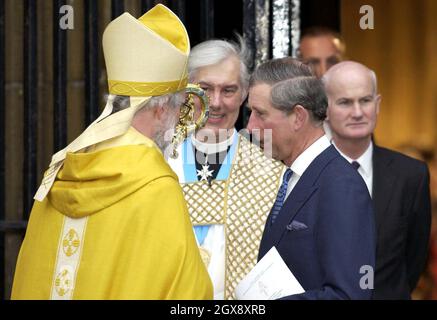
[375,94,382,114]
[154,105,166,121]
[291,105,308,130]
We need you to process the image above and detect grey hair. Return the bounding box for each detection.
[144,90,185,109]
[111,91,185,113]
[111,95,131,113]
[249,57,314,88]
[271,76,327,123]
[142,90,186,110]
[369,70,378,95]
[188,34,251,97]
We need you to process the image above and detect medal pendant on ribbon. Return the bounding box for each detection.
[197,163,214,182]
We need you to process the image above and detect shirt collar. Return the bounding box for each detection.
[289,135,331,177]
[333,141,373,177]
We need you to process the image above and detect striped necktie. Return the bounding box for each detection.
[269,168,293,225]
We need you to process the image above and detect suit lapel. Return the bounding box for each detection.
[259,146,338,259]
[372,145,396,230]
[268,185,318,244]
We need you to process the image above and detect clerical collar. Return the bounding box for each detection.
[191,129,236,155]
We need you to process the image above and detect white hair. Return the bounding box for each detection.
[369,70,378,95]
[142,90,186,110]
[188,35,250,97]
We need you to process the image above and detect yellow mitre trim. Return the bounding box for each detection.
[108,79,188,97]
[103,4,189,97]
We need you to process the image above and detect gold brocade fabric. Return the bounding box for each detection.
[182,180,227,225]
[181,135,284,299]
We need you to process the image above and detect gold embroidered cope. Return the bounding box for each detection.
[181,135,284,299]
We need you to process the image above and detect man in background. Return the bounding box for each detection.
[323,61,431,299]
[298,26,346,78]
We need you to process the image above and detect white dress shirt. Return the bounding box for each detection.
[283,135,332,200]
[333,141,373,197]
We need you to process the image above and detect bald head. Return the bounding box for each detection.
[322,61,381,149]
[323,61,378,96]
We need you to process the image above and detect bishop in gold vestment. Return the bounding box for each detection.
[12,4,212,300]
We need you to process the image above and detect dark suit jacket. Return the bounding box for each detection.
[258,145,376,299]
[372,145,431,299]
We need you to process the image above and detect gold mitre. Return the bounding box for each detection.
[102,4,189,97]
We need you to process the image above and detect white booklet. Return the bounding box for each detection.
[235,246,305,300]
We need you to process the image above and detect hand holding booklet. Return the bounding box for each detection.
[235,246,305,300]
